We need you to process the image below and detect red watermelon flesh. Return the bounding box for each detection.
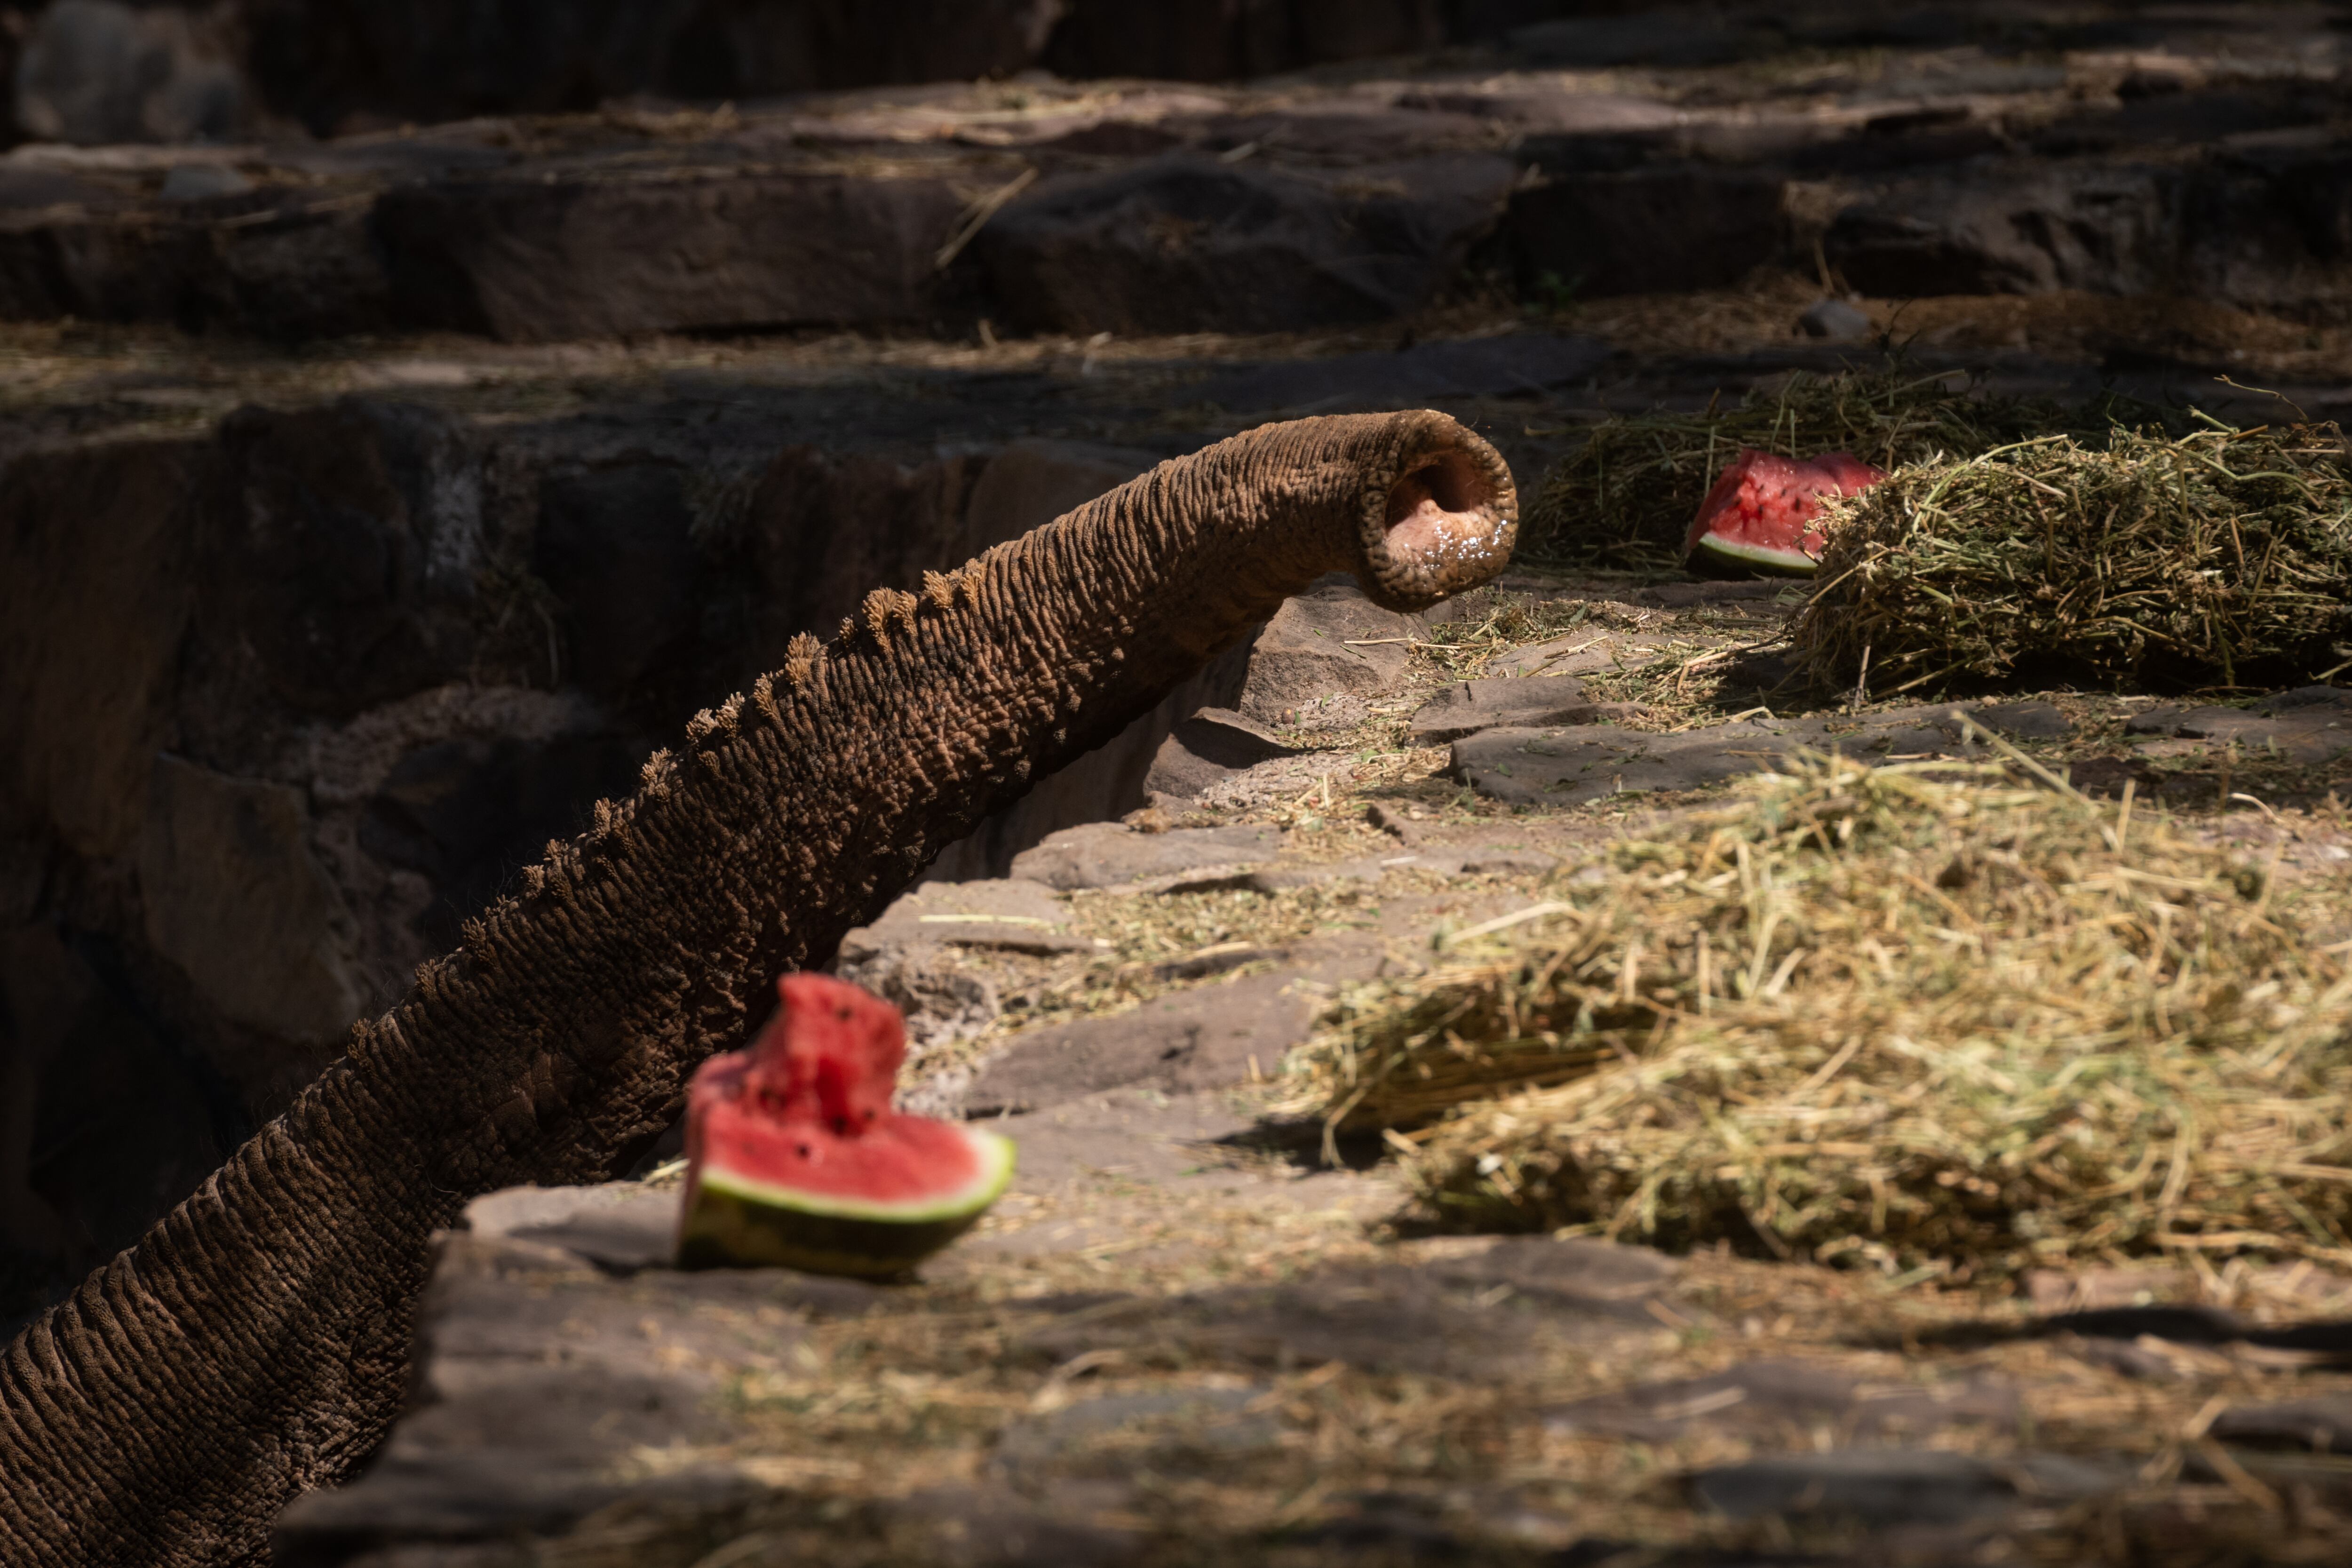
[1683,448,1886,576]
[677,973,1014,1277]
[733,971,902,1136]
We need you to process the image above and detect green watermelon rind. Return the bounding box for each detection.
[675,1125,1016,1279]
[1687,530,1822,577]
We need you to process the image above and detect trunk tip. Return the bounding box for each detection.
[1359,420,1517,611]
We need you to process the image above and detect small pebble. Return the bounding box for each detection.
[1797,298,1872,341]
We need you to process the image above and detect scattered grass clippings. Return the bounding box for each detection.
[892,861,1555,1092]
[1521,368,2154,570]
[1798,423,2352,696]
[1287,752,2352,1280]
[1414,595,1659,682]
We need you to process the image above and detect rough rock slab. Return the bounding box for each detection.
[1453,700,2074,805]
[988,1385,1277,1487]
[961,1088,1265,1200]
[286,1098,1640,1562]
[2210,1395,2352,1452]
[2022,1263,2205,1316]
[1405,674,1603,744]
[1631,579,1800,609]
[376,168,973,341]
[2127,685,2352,764]
[1428,844,1564,876]
[274,1061,2352,1568]
[1238,844,1561,885]
[975,152,1521,334]
[461,1181,683,1273]
[15,9,2352,340]
[136,752,365,1050]
[1143,707,1310,800]
[1508,162,1790,297]
[24,0,1066,144]
[1687,1449,2130,1527]
[272,1185,879,1566]
[1407,1231,1677,1311]
[1825,161,2176,300]
[1017,1266,1596,1384]
[1231,857,1389,892]
[1190,332,1609,414]
[1009,821,1287,891]
[1963,700,2075,741]
[1014,1234,1683,1384]
[1544,1359,2020,1445]
[937,1090,1406,1274]
[868,1485,1141,1568]
[1182,746,1374,812]
[943,876,1548,1118]
[1232,577,1427,724]
[1454,718,1800,806]
[839,877,1096,959]
[1494,628,1682,679]
[957,963,1344,1118]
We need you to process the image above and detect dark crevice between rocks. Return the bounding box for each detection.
[1212,1117,1396,1176]
[1,924,246,1343]
[1872,1304,2352,1365]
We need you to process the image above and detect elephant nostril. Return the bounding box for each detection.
[1385,451,1480,525]
[1379,448,1506,583]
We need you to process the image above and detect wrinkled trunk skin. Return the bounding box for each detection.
[0,411,1513,1568]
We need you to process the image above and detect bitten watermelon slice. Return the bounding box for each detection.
[1683,448,1887,576]
[676,973,1014,1278]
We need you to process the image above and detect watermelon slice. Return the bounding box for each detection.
[1683,448,1887,577]
[676,973,1014,1278]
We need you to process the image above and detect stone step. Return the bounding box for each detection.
[1449,699,2077,806]
[269,1092,2352,1566]
[6,4,2352,341]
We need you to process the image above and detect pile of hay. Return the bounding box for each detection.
[1797,424,2352,695]
[1522,369,2142,570]
[1286,753,2352,1278]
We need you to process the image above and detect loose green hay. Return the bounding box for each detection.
[1523,369,2145,570]
[1798,423,2352,695]
[1287,752,2352,1279]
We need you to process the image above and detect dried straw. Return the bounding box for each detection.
[1797,423,2352,695]
[1287,752,2352,1278]
[1523,369,2145,570]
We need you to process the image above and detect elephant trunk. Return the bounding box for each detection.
[0,412,1514,1568]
